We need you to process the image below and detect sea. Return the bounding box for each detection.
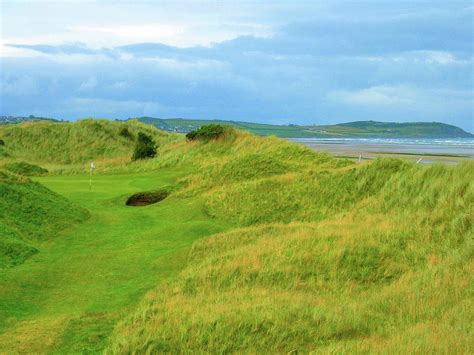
[290,138,474,158]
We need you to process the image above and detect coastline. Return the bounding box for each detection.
[291,138,474,164]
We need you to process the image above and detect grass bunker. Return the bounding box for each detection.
[126,190,169,206]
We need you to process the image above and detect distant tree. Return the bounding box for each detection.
[132,132,157,161]
[119,127,133,139]
[186,124,226,142]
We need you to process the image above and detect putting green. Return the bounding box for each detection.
[0,169,229,353]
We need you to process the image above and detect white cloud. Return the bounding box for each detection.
[328,85,413,106]
[70,24,186,46]
[417,50,457,65]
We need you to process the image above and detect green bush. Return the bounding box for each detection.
[0,139,4,146]
[119,127,133,139]
[186,124,227,142]
[132,132,157,161]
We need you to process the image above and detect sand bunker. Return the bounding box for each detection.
[126,190,169,206]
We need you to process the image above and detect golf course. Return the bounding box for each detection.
[0,119,473,353]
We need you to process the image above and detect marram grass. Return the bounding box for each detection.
[106,159,473,354]
[0,120,472,353]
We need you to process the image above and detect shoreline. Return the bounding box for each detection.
[292,140,474,164]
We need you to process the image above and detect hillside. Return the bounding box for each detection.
[312,120,474,138]
[105,135,473,353]
[134,117,474,138]
[0,119,177,166]
[0,170,88,268]
[0,122,472,352]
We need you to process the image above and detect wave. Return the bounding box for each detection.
[291,137,474,148]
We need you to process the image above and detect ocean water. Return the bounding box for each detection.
[290,137,474,158]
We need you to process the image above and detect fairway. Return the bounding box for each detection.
[0,169,229,353]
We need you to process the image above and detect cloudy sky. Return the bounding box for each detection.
[0,1,473,131]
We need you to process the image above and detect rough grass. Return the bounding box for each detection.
[0,170,89,268]
[0,119,178,165]
[3,161,48,176]
[0,121,472,353]
[105,135,474,353]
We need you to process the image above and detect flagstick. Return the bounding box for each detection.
[89,162,96,190]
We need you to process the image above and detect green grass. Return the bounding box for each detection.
[0,119,178,166]
[108,160,473,354]
[0,170,88,268]
[0,168,230,353]
[0,120,472,353]
[2,161,49,176]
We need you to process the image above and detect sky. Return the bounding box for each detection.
[0,1,473,131]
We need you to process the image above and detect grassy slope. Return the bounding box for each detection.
[0,170,88,268]
[0,121,472,352]
[0,169,230,353]
[137,117,474,138]
[0,119,177,167]
[106,140,473,353]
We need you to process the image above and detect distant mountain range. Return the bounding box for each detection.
[134,117,473,138]
[1,115,472,138]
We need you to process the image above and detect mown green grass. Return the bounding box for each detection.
[0,170,88,268]
[0,169,230,353]
[0,119,472,353]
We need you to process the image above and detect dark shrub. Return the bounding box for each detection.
[185,131,197,141]
[0,139,4,146]
[132,132,157,161]
[186,124,226,142]
[119,127,133,139]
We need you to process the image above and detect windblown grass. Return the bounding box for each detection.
[0,119,178,166]
[0,120,472,353]
[106,135,473,353]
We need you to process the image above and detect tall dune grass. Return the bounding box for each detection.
[1,121,472,352]
[106,129,473,353]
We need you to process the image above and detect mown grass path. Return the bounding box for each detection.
[0,169,228,353]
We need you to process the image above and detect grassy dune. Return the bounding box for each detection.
[0,170,88,268]
[0,119,472,353]
[107,154,473,353]
[0,119,177,167]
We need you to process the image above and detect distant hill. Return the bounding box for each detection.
[2,115,471,138]
[313,121,474,138]
[0,115,59,124]
[134,117,473,138]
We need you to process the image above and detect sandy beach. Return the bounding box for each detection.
[291,139,474,164]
